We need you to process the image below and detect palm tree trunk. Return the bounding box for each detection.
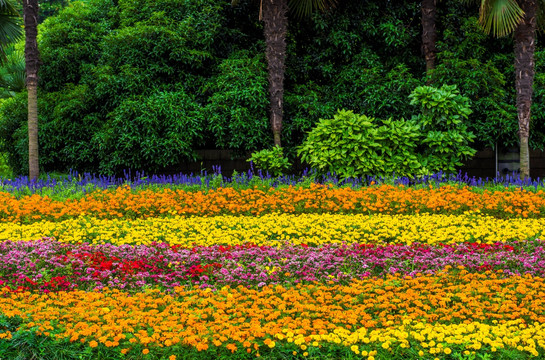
[262,0,288,147]
[514,0,537,179]
[23,0,40,180]
[421,0,437,80]
[27,81,38,179]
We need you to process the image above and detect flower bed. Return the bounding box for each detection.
[1,239,544,292]
[1,272,545,359]
[2,213,545,246]
[1,184,545,222]
[0,182,544,359]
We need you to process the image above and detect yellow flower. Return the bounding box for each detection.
[142,348,149,355]
[89,340,98,348]
[444,347,452,355]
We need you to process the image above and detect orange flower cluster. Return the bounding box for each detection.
[0,184,543,223]
[1,270,544,352]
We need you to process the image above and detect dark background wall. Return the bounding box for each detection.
[461,148,545,179]
[181,148,545,179]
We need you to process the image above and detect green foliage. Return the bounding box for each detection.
[95,90,203,174]
[298,86,477,178]
[0,44,25,98]
[431,16,517,149]
[203,49,270,152]
[409,84,472,129]
[529,49,545,150]
[38,0,113,93]
[0,92,28,175]
[0,0,23,63]
[39,0,73,20]
[297,110,423,179]
[331,56,421,121]
[0,326,541,360]
[0,314,22,332]
[1,0,541,176]
[10,0,75,23]
[0,152,12,178]
[248,146,292,177]
[0,0,233,175]
[409,84,477,173]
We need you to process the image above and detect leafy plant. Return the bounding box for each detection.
[248,146,291,176]
[0,44,25,98]
[0,151,12,178]
[409,84,477,173]
[297,110,424,179]
[298,85,477,178]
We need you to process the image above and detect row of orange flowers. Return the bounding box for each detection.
[1,270,544,354]
[0,184,544,223]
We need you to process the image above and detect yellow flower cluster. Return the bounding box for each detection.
[2,212,543,246]
[312,319,544,358]
[1,272,544,357]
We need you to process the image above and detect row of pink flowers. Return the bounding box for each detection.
[0,238,542,292]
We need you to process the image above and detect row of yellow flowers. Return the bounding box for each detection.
[1,184,544,223]
[2,212,543,246]
[1,271,544,358]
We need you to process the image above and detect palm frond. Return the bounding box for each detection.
[0,0,22,65]
[0,0,18,13]
[0,46,24,92]
[0,14,22,44]
[288,0,337,19]
[479,0,524,37]
[459,0,481,5]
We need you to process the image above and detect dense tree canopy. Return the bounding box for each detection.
[0,0,544,175]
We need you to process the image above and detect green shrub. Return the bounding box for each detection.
[298,85,477,178]
[297,110,423,179]
[409,84,477,173]
[248,146,291,177]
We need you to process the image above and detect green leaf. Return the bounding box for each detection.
[479,0,524,37]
